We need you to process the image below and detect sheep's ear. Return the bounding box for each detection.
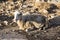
[18,13,22,16]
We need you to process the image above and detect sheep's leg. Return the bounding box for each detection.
[31,21,43,29]
[17,20,24,30]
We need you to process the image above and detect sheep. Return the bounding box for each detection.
[13,10,46,32]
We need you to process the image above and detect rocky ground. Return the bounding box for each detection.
[0,0,60,40]
[0,22,60,40]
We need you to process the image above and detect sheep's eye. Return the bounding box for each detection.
[19,13,22,16]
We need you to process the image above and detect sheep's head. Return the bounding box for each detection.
[13,10,22,22]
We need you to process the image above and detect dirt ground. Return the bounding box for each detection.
[0,24,60,40]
